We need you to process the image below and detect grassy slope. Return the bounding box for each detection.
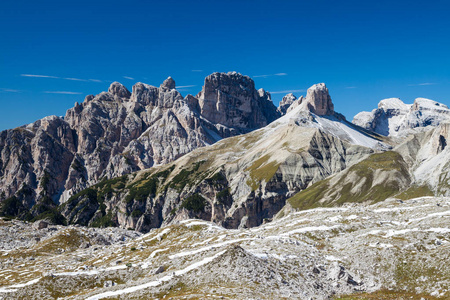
[288,151,416,210]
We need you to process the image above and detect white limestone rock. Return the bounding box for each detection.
[353,97,450,136]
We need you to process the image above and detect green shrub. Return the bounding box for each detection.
[170,168,192,190]
[67,188,97,205]
[153,165,175,181]
[71,159,86,173]
[288,151,409,210]
[169,162,204,191]
[130,209,143,218]
[124,166,176,203]
[181,194,207,212]
[0,196,27,217]
[91,212,115,228]
[216,188,231,205]
[206,172,227,187]
[40,170,51,190]
[32,208,66,225]
[17,184,33,197]
[125,177,158,203]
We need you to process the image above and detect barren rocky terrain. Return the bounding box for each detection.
[0,196,448,299]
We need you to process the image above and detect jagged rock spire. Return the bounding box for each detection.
[108,82,131,99]
[160,76,176,91]
[305,83,334,116]
[277,93,297,115]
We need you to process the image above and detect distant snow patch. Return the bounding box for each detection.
[169,238,254,259]
[86,250,227,300]
[281,225,340,236]
[0,278,41,293]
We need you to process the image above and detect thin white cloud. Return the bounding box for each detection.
[123,76,134,80]
[253,74,271,78]
[345,86,357,89]
[408,82,438,86]
[1,88,21,93]
[270,89,305,94]
[64,77,88,82]
[254,73,288,78]
[44,91,82,95]
[176,85,196,89]
[21,74,59,79]
[191,70,203,72]
[21,73,102,82]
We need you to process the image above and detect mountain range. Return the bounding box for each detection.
[1,72,450,232]
[1,72,450,299]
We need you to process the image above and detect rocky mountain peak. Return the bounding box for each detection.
[196,72,279,129]
[283,93,296,102]
[378,98,409,111]
[411,97,450,113]
[84,94,94,103]
[108,82,131,99]
[200,72,255,96]
[353,96,450,137]
[257,88,271,100]
[160,76,176,91]
[304,83,334,116]
[277,93,297,115]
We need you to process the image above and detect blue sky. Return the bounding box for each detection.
[1,0,450,130]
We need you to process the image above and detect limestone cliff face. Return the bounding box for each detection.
[0,116,76,208]
[197,72,280,131]
[0,73,279,218]
[303,83,334,116]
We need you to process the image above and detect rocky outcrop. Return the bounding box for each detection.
[160,76,175,91]
[286,95,304,114]
[0,72,280,219]
[197,72,280,130]
[395,123,450,195]
[353,97,450,136]
[303,83,334,116]
[108,82,131,99]
[277,93,297,115]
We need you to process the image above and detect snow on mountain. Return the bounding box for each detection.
[378,98,411,110]
[353,97,450,137]
[275,98,387,150]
